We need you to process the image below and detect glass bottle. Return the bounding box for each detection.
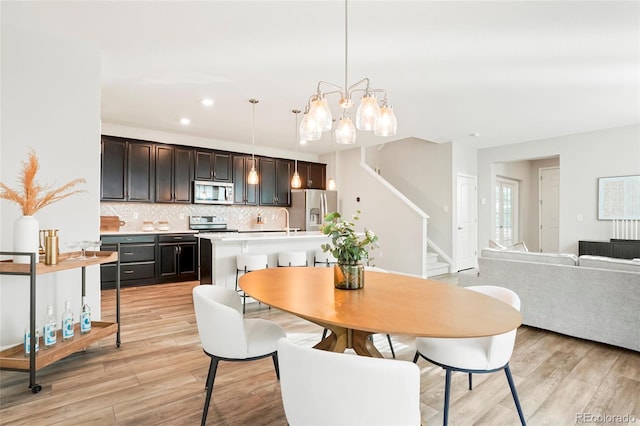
[62,301,74,341]
[43,305,57,348]
[80,296,91,334]
[24,327,40,356]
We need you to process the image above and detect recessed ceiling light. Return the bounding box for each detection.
[180,118,191,125]
[201,98,214,107]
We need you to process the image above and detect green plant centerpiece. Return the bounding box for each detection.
[321,210,379,289]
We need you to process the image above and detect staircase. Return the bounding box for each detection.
[426,250,450,277]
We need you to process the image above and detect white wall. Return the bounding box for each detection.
[334,148,427,276]
[478,125,640,254]
[0,23,101,348]
[365,138,453,255]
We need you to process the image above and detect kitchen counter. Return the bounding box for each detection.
[198,230,331,297]
[100,230,199,236]
[197,230,323,242]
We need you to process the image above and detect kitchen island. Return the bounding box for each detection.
[197,231,331,300]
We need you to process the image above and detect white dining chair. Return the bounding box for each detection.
[277,251,308,267]
[192,285,286,426]
[277,338,422,426]
[235,253,268,313]
[313,249,337,267]
[413,285,526,426]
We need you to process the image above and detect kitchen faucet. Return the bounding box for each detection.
[277,208,290,236]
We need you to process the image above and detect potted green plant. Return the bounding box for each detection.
[321,210,379,289]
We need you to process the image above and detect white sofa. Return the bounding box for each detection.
[458,248,640,352]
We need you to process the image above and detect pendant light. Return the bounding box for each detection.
[291,109,302,189]
[327,124,337,190]
[247,99,259,185]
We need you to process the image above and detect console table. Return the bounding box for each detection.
[578,239,640,259]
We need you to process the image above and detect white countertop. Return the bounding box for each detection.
[100,230,199,236]
[197,230,327,242]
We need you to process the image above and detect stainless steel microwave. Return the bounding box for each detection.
[193,181,234,204]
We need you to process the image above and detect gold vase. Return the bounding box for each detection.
[334,263,364,290]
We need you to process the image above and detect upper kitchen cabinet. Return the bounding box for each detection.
[101,136,155,202]
[194,149,232,182]
[298,161,326,189]
[232,154,258,205]
[259,158,291,206]
[155,145,193,203]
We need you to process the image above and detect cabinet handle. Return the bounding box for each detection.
[174,236,183,240]
[123,252,134,256]
[123,270,134,274]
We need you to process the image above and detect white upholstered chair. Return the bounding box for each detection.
[235,253,269,313]
[277,251,308,267]
[313,249,337,267]
[277,338,422,426]
[413,285,526,426]
[192,285,286,426]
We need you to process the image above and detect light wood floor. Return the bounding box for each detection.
[1,278,639,425]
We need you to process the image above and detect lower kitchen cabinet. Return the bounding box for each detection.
[158,234,197,282]
[100,233,198,289]
[101,234,157,289]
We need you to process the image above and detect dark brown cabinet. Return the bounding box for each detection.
[259,158,291,206]
[101,136,155,202]
[195,149,232,182]
[297,161,326,189]
[100,234,157,289]
[155,145,193,203]
[158,234,198,281]
[232,155,258,205]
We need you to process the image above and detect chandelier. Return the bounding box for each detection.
[300,0,397,145]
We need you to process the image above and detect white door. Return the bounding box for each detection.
[495,178,519,246]
[539,167,560,253]
[456,174,477,271]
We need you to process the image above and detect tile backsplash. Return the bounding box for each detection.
[100,203,288,232]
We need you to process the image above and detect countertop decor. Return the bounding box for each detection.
[321,211,378,289]
[1,149,85,263]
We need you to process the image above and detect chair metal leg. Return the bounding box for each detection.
[443,369,452,426]
[504,364,527,425]
[272,353,280,380]
[202,358,219,426]
[412,351,420,363]
[386,334,396,359]
[468,372,473,390]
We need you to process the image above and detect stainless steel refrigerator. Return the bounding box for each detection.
[289,189,338,231]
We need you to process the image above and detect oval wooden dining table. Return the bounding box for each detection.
[239,267,522,357]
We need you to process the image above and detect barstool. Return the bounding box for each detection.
[236,254,268,313]
[277,251,308,267]
[313,249,337,267]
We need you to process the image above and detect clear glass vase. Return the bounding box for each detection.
[333,263,364,290]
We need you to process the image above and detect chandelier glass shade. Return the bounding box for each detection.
[300,0,397,145]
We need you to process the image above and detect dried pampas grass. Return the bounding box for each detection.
[0,149,86,215]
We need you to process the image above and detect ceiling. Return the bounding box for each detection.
[4,1,639,156]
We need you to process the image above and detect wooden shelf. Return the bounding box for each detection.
[0,321,117,371]
[0,251,118,275]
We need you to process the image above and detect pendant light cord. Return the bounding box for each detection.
[344,0,348,96]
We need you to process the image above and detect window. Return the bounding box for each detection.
[495,178,519,246]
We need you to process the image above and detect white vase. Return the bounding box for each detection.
[13,215,40,264]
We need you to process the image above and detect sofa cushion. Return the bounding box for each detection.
[578,255,640,273]
[480,248,578,265]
